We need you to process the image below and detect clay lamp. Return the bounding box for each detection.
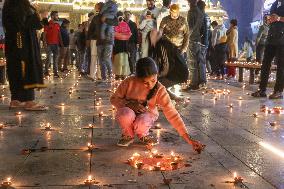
[170,162,178,170]
[87,143,95,151]
[112,106,116,111]
[136,162,144,170]
[154,162,161,171]
[60,103,65,107]
[269,122,277,127]
[99,111,104,117]
[88,124,94,128]
[233,172,243,184]
[1,94,4,98]
[45,123,52,131]
[0,123,4,130]
[229,104,233,108]
[15,112,22,116]
[202,92,205,95]
[84,175,95,185]
[1,177,12,187]
[252,113,258,118]
[238,97,243,100]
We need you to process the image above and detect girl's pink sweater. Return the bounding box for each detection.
[110,76,188,136]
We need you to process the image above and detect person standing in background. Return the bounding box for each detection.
[139,11,155,58]
[226,19,238,78]
[156,0,172,29]
[124,11,138,74]
[140,0,160,24]
[58,18,70,72]
[3,0,48,110]
[256,15,269,64]
[43,11,63,78]
[185,0,205,91]
[69,29,77,65]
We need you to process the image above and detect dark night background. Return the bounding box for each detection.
[213,0,265,45]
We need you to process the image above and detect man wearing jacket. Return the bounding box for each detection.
[124,11,138,74]
[252,0,284,99]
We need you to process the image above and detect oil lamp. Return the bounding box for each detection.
[0,123,4,130]
[15,112,22,116]
[99,111,104,117]
[233,172,243,184]
[84,175,94,185]
[253,113,258,118]
[45,123,52,130]
[1,177,12,187]
[154,162,161,171]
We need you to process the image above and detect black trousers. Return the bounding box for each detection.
[6,56,35,102]
[259,44,284,92]
[127,42,137,74]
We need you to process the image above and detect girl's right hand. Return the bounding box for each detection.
[126,101,147,114]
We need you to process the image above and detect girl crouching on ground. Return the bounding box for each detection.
[110,57,205,153]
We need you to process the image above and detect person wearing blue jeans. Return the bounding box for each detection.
[45,44,59,76]
[97,44,113,80]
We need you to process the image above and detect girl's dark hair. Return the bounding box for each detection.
[136,57,159,106]
[136,57,158,78]
[230,19,238,26]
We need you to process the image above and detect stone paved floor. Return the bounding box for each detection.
[0,69,283,189]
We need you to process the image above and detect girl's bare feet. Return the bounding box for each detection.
[24,101,48,111]
[9,100,25,109]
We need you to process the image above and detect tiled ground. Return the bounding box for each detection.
[0,69,283,189]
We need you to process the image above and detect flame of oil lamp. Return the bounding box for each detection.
[88,124,93,128]
[170,162,178,170]
[238,97,243,100]
[202,92,205,95]
[127,156,134,164]
[95,102,100,106]
[87,143,94,150]
[84,175,94,185]
[99,112,104,117]
[45,123,52,130]
[229,104,233,108]
[136,162,144,169]
[133,152,140,157]
[112,106,116,110]
[1,94,4,98]
[233,172,243,183]
[15,112,22,116]
[154,162,161,171]
[269,122,277,127]
[1,177,12,187]
[0,123,4,129]
[60,103,65,106]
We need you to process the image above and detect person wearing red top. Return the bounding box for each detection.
[43,11,63,77]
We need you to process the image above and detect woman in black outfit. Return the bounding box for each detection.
[3,0,48,110]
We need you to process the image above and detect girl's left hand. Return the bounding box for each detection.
[191,140,206,154]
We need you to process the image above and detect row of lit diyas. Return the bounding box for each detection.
[225,61,261,66]
[202,88,231,96]
[260,105,284,114]
[127,149,183,171]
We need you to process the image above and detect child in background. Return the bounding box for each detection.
[214,35,228,80]
[110,57,205,153]
[100,0,118,40]
[139,11,155,58]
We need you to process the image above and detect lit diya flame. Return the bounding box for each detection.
[99,112,104,117]
[229,104,233,108]
[0,123,4,129]
[45,123,52,130]
[1,94,4,98]
[238,97,243,100]
[87,143,94,150]
[15,112,22,116]
[60,103,65,107]
[233,172,243,184]
[154,162,161,171]
[1,177,12,187]
[88,124,93,128]
[84,175,94,185]
[253,113,258,118]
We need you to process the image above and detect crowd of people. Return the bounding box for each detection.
[2,0,284,147]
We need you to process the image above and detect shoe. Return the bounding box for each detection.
[199,83,207,90]
[54,73,60,78]
[269,91,283,99]
[186,85,200,91]
[139,135,158,145]
[117,135,134,147]
[251,90,267,98]
[44,72,51,77]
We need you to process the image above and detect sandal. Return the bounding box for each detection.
[9,101,25,109]
[24,104,48,111]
